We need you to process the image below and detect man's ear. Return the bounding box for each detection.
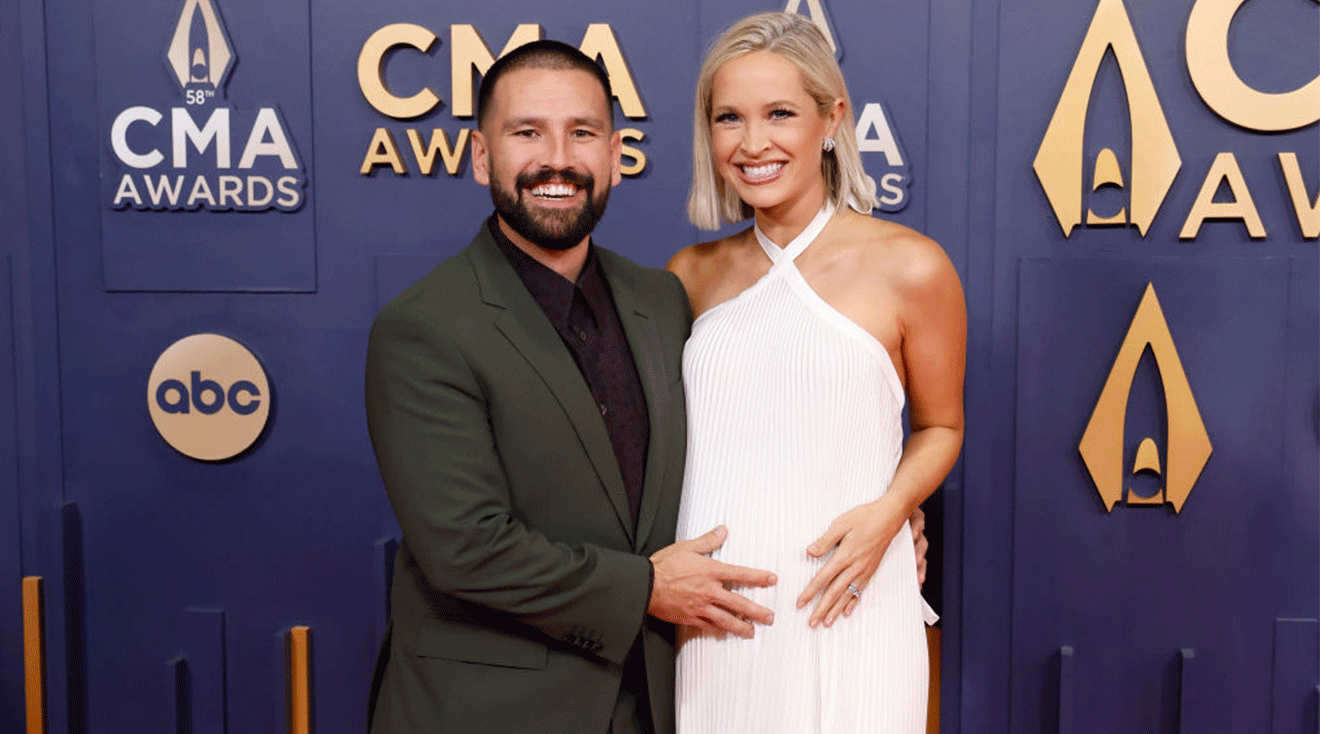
[471,130,490,186]
[610,130,623,187]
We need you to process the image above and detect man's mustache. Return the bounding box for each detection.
[516,167,594,191]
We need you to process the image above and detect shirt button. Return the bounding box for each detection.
[599,403,608,415]
[577,330,588,342]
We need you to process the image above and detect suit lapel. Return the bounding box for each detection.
[599,250,674,551]
[467,229,635,544]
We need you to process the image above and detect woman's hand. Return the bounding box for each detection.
[796,495,909,628]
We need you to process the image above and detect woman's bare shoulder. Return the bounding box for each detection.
[667,228,753,286]
[667,228,758,316]
[843,213,958,295]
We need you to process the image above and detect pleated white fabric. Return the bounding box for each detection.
[674,203,931,734]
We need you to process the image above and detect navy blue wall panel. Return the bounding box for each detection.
[94,0,317,291]
[0,0,26,724]
[0,256,22,730]
[12,0,84,729]
[1274,620,1320,734]
[958,0,1010,723]
[984,0,1319,732]
[6,0,1315,731]
[2,28,25,724]
[923,0,974,722]
[1012,258,1308,732]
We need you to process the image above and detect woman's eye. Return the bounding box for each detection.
[714,112,738,124]
[770,108,795,120]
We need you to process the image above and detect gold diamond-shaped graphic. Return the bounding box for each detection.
[1079,283,1211,513]
[1033,0,1181,237]
[784,0,842,60]
[166,0,234,93]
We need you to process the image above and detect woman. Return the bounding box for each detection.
[667,12,966,733]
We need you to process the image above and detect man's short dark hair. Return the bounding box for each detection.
[476,40,615,131]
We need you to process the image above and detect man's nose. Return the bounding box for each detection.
[543,132,571,169]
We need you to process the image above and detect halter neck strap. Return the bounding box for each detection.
[754,201,836,265]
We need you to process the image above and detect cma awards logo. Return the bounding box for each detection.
[785,0,911,212]
[148,333,271,461]
[106,0,307,213]
[1034,0,1318,240]
[357,22,650,178]
[1079,284,1211,513]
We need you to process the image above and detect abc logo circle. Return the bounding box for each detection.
[147,334,270,461]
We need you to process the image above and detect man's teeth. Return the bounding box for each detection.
[740,163,784,180]
[530,183,578,198]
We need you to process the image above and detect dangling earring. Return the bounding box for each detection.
[822,137,836,153]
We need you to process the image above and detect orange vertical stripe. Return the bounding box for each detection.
[22,576,45,734]
[289,626,311,734]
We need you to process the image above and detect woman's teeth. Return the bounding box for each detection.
[740,163,784,181]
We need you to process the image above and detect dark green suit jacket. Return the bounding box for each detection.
[365,224,690,734]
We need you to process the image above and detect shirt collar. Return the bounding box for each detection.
[487,213,606,329]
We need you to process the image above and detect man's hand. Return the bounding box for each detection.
[647,526,776,638]
[910,506,928,587]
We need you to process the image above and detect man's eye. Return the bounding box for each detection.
[572,129,596,138]
[514,129,537,138]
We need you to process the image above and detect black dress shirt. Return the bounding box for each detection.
[488,214,650,528]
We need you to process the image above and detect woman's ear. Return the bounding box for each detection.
[824,97,845,138]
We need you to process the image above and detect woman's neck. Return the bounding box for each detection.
[752,184,831,247]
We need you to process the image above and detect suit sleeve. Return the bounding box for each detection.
[666,269,694,330]
[365,303,652,666]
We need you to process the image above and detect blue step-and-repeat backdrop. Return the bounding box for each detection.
[1,0,1315,731]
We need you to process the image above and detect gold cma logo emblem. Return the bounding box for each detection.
[1033,0,1179,237]
[1035,0,1319,240]
[166,0,234,96]
[784,0,841,59]
[1079,284,1211,513]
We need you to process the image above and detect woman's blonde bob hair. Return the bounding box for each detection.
[687,12,877,230]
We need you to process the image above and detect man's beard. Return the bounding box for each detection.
[490,166,610,251]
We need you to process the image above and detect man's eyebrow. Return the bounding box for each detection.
[567,116,607,129]
[501,116,608,131]
[502,117,545,131]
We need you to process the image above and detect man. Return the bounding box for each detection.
[364,41,779,734]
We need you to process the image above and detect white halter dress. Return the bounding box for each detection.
[674,204,933,734]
